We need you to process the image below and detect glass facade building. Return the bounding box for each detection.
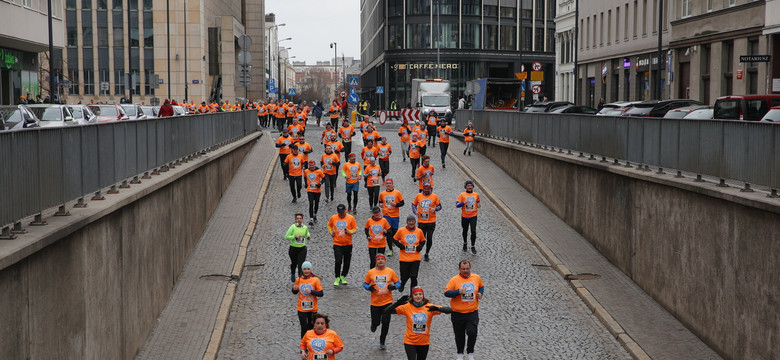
[360,0,557,109]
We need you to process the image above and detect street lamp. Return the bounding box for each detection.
[267,23,285,98]
[330,42,337,99]
[277,39,292,98]
[283,55,296,100]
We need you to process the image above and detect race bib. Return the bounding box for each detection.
[310,182,318,189]
[301,301,314,311]
[325,164,333,170]
[466,197,476,211]
[372,179,380,186]
[405,245,416,253]
[412,323,427,333]
[295,236,306,245]
[313,354,326,360]
[461,283,476,302]
[412,312,427,333]
[374,275,387,288]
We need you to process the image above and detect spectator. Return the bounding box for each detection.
[159,99,175,117]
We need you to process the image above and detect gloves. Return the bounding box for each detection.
[456,201,465,208]
[435,205,442,211]
[368,284,376,292]
[316,183,322,188]
[396,295,410,304]
[387,284,397,291]
[426,305,441,312]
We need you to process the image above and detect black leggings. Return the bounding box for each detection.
[288,175,302,199]
[368,247,386,269]
[333,245,353,278]
[386,227,397,251]
[346,190,359,209]
[289,246,307,277]
[462,216,477,246]
[426,125,437,146]
[404,343,429,360]
[379,159,390,178]
[324,173,337,200]
[371,303,392,344]
[410,158,420,178]
[343,141,352,157]
[307,192,321,219]
[399,261,420,291]
[279,154,289,179]
[451,311,479,354]
[439,142,449,164]
[298,311,315,338]
[418,222,436,254]
[367,186,380,208]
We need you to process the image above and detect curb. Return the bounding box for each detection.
[202,132,276,360]
[448,138,651,360]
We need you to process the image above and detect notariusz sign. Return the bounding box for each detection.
[739,55,770,62]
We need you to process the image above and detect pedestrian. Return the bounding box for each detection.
[414,155,435,193]
[338,118,356,157]
[285,146,305,203]
[436,119,454,169]
[444,260,485,360]
[300,313,344,359]
[365,206,391,268]
[363,253,400,350]
[456,181,481,254]
[408,134,424,180]
[425,111,438,147]
[321,145,341,203]
[341,153,362,213]
[276,129,294,180]
[364,157,382,209]
[159,99,174,117]
[412,121,427,156]
[304,160,325,225]
[385,287,452,360]
[463,122,476,156]
[361,139,378,168]
[378,178,404,257]
[412,183,441,261]
[597,97,605,111]
[377,137,392,181]
[341,98,348,119]
[286,213,310,282]
[390,215,425,292]
[398,120,412,162]
[293,261,323,338]
[458,96,466,110]
[327,204,358,286]
[313,100,325,126]
[276,100,287,131]
[329,100,341,129]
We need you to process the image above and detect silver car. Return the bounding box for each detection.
[0,104,39,130]
[140,105,158,118]
[27,104,80,127]
[68,104,98,124]
[121,104,147,120]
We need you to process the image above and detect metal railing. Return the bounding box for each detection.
[0,111,258,233]
[456,110,780,191]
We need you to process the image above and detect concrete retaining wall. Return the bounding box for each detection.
[0,134,259,359]
[472,137,779,360]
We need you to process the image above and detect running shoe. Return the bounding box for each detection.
[340,276,348,284]
[290,274,295,283]
[371,325,378,333]
[308,219,314,226]
[387,249,393,257]
[424,253,430,262]
[442,163,446,168]
[334,278,341,286]
[292,198,297,203]
[471,246,477,254]
[379,343,387,350]
[462,243,468,251]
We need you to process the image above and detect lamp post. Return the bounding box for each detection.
[267,23,285,99]
[283,55,296,100]
[436,0,440,78]
[330,42,337,99]
[277,38,291,98]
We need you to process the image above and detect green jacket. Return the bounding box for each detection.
[286,224,310,247]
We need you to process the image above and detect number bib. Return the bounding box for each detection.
[295,236,306,245]
[301,301,314,311]
[412,323,427,333]
[405,245,416,253]
[420,212,429,220]
[313,354,327,360]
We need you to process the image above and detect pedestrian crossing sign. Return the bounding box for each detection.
[349,77,359,87]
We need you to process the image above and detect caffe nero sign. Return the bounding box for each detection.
[739,55,770,62]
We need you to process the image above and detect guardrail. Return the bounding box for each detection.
[0,111,258,235]
[456,109,780,191]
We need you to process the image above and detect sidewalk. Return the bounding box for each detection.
[446,137,722,360]
[135,133,274,359]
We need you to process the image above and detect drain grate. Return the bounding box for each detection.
[565,273,601,280]
[199,274,235,281]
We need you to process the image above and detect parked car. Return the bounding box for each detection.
[549,105,598,114]
[525,101,573,113]
[140,105,158,118]
[0,104,40,130]
[121,104,147,120]
[663,105,712,119]
[27,104,80,127]
[88,104,129,122]
[597,101,642,116]
[759,106,780,123]
[172,105,187,116]
[713,95,780,121]
[682,108,714,120]
[69,104,98,124]
[622,99,703,117]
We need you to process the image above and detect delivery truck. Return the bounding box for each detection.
[411,78,452,117]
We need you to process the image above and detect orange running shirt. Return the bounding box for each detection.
[398,126,411,143]
[300,329,344,360]
[463,128,475,142]
[328,213,357,246]
[324,140,344,160]
[305,168,325,193]
[361,146,378,165]
[378,189,404,218]
[321,153,341,175]
[445,273,484,313]
[416,165,435,190]
[364,217,391,248]
[341,162,362,184]
[288,124,305,139]
[364,267,399,306]
[457,191,480,218]
[437,125,453,143]
[285,153,306,177]
[376,143,392,160]
[364,165,382,187]
[408,140,424,159]
[395,302,443,346]
[295,276,323,312]
[276,136,293,155]
[296,142,313,162]
[339,125,355,143]
[412,192,440,223]
[393,226,425,262]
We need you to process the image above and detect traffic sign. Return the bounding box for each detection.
[376,86,384,94]
[350,88,357,95]
[531,84,541,94]
[100,81,109,91]
[532,62,542,71]
[348,93,358,104]
[340,90,347,98]
[238,34,252,49]
[288,88,296,95]
[269,79,276,93]
[349,77,359,87]
[238,50,252,65]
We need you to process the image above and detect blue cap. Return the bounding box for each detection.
[301,261,312,270]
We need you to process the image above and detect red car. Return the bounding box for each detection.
[87,104,130,123]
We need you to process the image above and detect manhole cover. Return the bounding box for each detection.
[199,274,234,281]
[566,273,601,280]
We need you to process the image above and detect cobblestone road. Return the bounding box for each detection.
[218,121,631,359]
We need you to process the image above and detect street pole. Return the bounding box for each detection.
[656,0,663,100]
[47,0,54,102]
[573,0,579,105]
[183,0,188,101]
[330,42,337,99]
[436,0,440,78]
[166,0,171,97]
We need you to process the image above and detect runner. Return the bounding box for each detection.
[378,178,404,257]
[456,180,481,254]
[390,215,425,293]
[320,145,341,203]
[385,287,452,360]
[275,129,293,180]
[286,213,310,282]
[412,120,427,157]
[412,183,441,261]
[436,119,454,168]
[329,100,341,129]
[338,118,356,158]
[363,253,400,350]
[300,313,344,359]
[327,204,358,286]
[321,123,336,145]
[285,146,305,202]
[398,120,412,162]
[341,153,362,213]
[297,135,313,170]
[364,157,382,209]
[444,260,485,360]
[361,139,378,167]
[376,137,392,181]
[414,155,435,193]
[292,261,323,338]
[364,206,391,268]
[463,121,476,156]
[304,160,325,225]
[325,133,345,160]
[408,134,424,180]
[426,110,438,147]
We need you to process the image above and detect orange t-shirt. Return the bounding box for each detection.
[364,165,382,187]
[412,127,426,141]
[295,276,323,312]
[341,162,362,184]
[321,153,341,175]
[445,273,484,313]
[398,126,411,143]
[339,126,355,142]
[393,226,425,262]
[408,140,424,159]
[324,140,344,160]
[364,216,391,248]
[378,189,404,218]
[426,115,438,126]
[359,121,370,132]
[376,144,392,160]
[288,124,305,139]
[463,128,475,142]
[437,125,453,143]
[285,153,306,177]
[329,105,340,118]
[395,302,443,345]
[364,267,399,306]
[413,192,440,224]
[305,168,325,193]
[276,136,293,155]
[361,146,378,165]
[322,129,336,141]
[301,329,344,360]
[416,165,435,190]
[363,130,380,143]
[296,142,313,162]
[328,214,357,246]
[457,191,480,218]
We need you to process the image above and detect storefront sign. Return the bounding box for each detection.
[0,48,22,70]
[392,63,459,71]
[623,58,631,68]
[739,55,770,62]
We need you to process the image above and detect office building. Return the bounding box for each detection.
[554,0,575,102]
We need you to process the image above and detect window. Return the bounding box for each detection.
[438,0,457,15]
[439,23,459,48]
[536,0,543,19]
[96,0,105,9]
[112,0,121,9]
[681,0,690,17]
[608,10,612,44]
[69,69,79,94]
[83,26,93,47]
[485,24,498,49]
[624,3,629,40]
[652,0,657,33]
[484,5,497,16]
[406,0,428,15]
[729,0,735,6]
[81,0,90,9]
[633,1,637,37]
[500,25,516,50]
[580,19,584,48]
[616,7,620,42]
[461,23,480,48]
[128,0,136,9]
[707,0,712,11]
[500,7,516,18]
[406,23,430,48]
[523,26,532,51]
[586,16,590,48]
[462,0,480,15]
[83,69,95,95]
[143,0,151,10]
[114,69,125,95]
[643,0,647,35]
[388,0,403,16]
[600,12,604,46]
[98,69,109,95]
[67,27,78,46]
[535,27,544,51]
[66,0,75,9]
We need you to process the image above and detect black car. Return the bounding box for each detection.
[525,101,574,113]
[549,105,598,114]
[622,100,703,118]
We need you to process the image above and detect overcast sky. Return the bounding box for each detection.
[265,0,361,64]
